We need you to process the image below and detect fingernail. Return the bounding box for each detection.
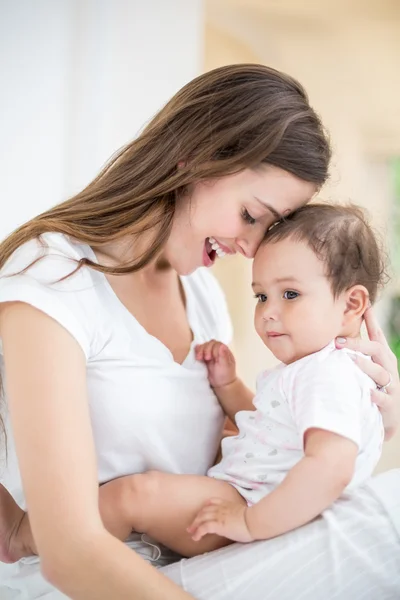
[336,337,347,344]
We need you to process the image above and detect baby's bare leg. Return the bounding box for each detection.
[114,471,245,557]
[0,473,244,563]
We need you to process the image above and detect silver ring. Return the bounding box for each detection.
[377,372,392,394]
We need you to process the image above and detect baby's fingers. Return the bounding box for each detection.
[195,341,215,361]
[190,519,219,541]
[187,507,220,541]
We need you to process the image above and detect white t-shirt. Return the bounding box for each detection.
[0,232,232,595]
[209,342,384,504]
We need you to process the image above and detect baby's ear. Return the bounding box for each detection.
[343,285,370,322]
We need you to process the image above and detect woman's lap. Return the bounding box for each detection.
[1,471,399,599]
[161,469,400,600]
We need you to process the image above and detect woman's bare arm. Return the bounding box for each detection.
[0,302,193,600]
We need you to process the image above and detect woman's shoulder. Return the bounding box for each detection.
[0,233,101,357]
[2,232,87,272]
[0,232,94,288]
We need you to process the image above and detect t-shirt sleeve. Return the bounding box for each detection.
[0,235,98,359]
[288,352,364,448]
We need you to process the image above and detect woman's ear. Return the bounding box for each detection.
[343,285,370,324]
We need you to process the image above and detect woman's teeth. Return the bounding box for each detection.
[208,237,226,258]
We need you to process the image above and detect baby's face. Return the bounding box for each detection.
[252,238,348,364]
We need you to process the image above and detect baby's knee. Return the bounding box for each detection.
[127,470,162,503]
[121,471,162,530]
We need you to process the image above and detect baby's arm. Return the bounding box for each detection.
[195,340,254,421]
[189,354,372,544]
[245,428,357,539]
[189,429,357,543]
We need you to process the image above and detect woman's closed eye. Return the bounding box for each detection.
[283,290,299,300]
[241,208,256,225]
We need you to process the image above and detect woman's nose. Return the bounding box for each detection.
[235,230,265,259]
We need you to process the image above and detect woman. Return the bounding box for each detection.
[0,64,398,599]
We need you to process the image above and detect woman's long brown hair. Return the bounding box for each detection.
[0,63,331,440]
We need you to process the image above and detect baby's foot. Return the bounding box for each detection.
[0,484,30,563]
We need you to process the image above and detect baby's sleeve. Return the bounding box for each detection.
[288,352,364,448]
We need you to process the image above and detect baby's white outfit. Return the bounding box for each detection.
[208,342,384,505]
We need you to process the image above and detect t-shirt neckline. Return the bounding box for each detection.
[82,242,198,367]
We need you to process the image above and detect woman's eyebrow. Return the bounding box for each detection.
[254,197,283,221]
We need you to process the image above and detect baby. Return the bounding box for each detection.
[0,203,387,562]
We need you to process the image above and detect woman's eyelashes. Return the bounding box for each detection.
[241,208,256,225]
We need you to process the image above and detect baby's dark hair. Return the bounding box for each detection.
[263,203,388,304]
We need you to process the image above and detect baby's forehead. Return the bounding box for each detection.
[252,237,326,281]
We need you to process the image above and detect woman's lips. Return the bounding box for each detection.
[212,238,233,255]
[203,237,235,268]
[203,242,215,267]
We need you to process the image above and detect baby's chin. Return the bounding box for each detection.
[277,351,305,366]
[266,342,316,366]
[276,341,337,365]
[264,342,299,366]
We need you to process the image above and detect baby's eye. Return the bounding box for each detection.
[242,209,256,225]
[283,290,299,300]
[254,293,267,303]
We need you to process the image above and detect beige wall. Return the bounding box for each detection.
[205,0,400,471]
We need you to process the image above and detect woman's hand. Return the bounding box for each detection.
[187,498,253,543]
[335,307,400,440]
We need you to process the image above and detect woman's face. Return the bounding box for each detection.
[164,166,318,275]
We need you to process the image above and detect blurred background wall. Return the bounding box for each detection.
[1,0,399,471]
[0,0,203,235]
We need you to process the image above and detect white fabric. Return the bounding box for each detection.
[162,469,400,600]
[0,232,232,597]
[1,471,399,600]
[208,342,384,504]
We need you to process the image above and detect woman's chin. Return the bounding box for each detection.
[172,259,199,276]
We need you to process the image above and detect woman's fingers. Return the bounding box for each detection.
[370,388,399,440]
[364,307,390,349]
[371,387,394,409]
[336,338,388,368]
[351,354,392,388]
[334,309,400,438]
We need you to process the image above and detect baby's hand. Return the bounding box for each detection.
[187,498,253,543]
[195,340,236,388]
